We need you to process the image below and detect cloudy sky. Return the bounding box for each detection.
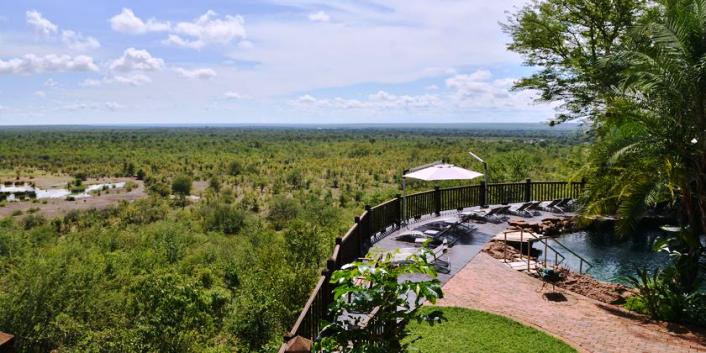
[0,0,555,125]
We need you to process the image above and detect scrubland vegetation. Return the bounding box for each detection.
[0,127,585,352]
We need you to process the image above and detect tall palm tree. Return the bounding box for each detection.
[583,0,706,289]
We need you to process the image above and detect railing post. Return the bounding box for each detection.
[525,178,532,202]
[433,186,441,216]
[543,238,548,268]
[324,256,335,292]
[579,259,583,274]
[479,181,487,208]
[363,205,372,253]
[395,194,402,227]
[335,237,342,268]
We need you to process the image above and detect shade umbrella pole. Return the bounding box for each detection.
[402,161,483,226]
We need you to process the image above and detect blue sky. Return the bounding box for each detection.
[0,0,556,125]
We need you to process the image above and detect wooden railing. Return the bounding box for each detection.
[279,179,586,352]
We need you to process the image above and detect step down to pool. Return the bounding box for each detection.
[504,260,538,272]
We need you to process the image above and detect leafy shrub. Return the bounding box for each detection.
[148,179,171,197]
[314,249,445,352]
[124,180,138,192]
[626,266,706,326]
[171,175,193,197]
[20,213,46,230]
[208,176,221,193]
[228,160,242,176]
[200,202,246,235]
[129,271,231,352]
[284,221,328,269]
[267,197,300,230]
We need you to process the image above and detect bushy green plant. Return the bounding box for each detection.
[20,213,46,230]
[200,202,246,235]
[314,248,446,353]
[267,197,301,230]
[171,175,192,197]
[626,264,706,326]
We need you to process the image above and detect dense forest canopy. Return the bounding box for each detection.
[0,127,585,352]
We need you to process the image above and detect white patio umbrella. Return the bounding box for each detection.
[402,161,483,224]
[404,163,483,181]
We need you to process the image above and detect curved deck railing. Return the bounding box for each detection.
[279,179,586,352]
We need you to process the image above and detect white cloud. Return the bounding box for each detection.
[238,40,254,49]
[308,11,330,22]
[104,102,126,111]
[288,69,546,115]
[0,54,98,74]
[163,35,201,49]
[291,90,441,110]
[112,74,152,86]
[110,8,171,34]
[109,48,164,72]
[26,10,57,36]
[446,70,506,99]
[224,91,246,99]
[175,67,216,79]
[110,9,246,49]
[79,78,102,87]
[61,30,100,51]
[61,101,126,111]
[44,78,58,87]
[34,90,46,97]
[79,74,152,87]
[26,11,100,51]
[444,70,540,109]
[166,10,246,49]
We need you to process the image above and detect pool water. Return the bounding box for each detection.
[534,229,671,285]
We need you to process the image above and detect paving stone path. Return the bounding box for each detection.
[439,253,706,353]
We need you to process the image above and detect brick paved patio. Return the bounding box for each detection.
[439,253,706,353]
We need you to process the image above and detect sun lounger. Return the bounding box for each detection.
[391,240,450,273]
[510,202,534,217]
[397,215,475,247]
[395,230,431,243]
[553,198,573,213]
[540,199,562,212]
[526,201,543,210]
[461,205,510,224]
[396,223,454,245]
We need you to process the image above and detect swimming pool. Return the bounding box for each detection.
[535,228,671,285]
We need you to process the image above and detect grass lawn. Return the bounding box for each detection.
[405,306,577,353]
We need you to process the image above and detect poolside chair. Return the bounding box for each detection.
[509,202,534,218]
[525,201,543,211]
[536,266,566,292]
[395,230,431,243]
[421,219,461,247]
[548,198,572,213]
[539,199,562,213]
[396,217,467,247]
[554,198,574,213]
[391,240,450,274]
[460,205,510,224]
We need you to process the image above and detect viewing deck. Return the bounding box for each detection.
[373,205,574,283]
[279,179,586,352]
